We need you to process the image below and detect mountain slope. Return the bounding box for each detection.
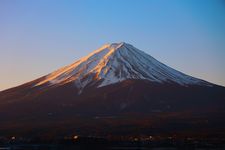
[0,42,224,138]
[34,42,211,92]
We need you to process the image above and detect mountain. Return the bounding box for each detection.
[34,42,210,90]
[0,42,225,139]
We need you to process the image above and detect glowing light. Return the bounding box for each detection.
[73,135,79,140]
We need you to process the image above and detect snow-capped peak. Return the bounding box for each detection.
[34,42,210,90]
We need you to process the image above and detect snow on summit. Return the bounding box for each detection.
[34,42,210,89]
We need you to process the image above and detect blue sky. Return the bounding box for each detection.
[0,0,225,90]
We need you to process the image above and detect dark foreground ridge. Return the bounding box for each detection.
[1,136,225,149]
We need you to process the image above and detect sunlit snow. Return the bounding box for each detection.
[34,42,210,90]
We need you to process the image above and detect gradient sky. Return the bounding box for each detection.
[0,0,225,91]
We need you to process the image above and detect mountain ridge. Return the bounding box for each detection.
[32,42,211,94]
[0,42,224,138]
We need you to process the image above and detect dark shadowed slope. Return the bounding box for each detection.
[0,42,225,138]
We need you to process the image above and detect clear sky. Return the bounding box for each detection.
[0,0,225,91]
